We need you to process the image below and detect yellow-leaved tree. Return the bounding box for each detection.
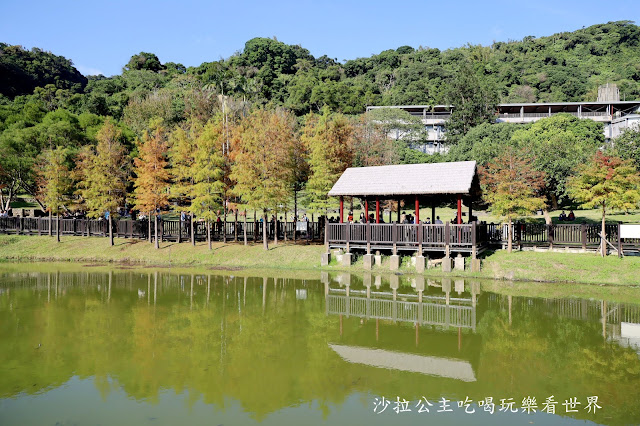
[230,109,297,250]
[37,146,72,242]
[75,119,129,246]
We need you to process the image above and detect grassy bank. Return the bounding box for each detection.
[1,235,640,286]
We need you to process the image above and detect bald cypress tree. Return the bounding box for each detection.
[37,146,72,243]
[133,119,170,249]
[75,119,129,246]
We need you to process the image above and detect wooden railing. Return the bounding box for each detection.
[327,222,482,254]
[0,217,325,242]
[326,294,475,329]
[328,221,638,253]
[2,216,638,253]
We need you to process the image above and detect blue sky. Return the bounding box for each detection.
[1,0,638,77]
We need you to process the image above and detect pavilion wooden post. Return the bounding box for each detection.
[415,195,422,255]
[397,198,401,223]
[366,221,371,254]
[364,198,369,223]
[392,222,397,255]
[445,222,451,258]
[457,195,462,224]
[471,221,477,259]
[431,206,436,224]
[618,223,622,258]
[345,219,350,252]
[376,197,380,223]
[234,209,238,242]
[339,196,344,223]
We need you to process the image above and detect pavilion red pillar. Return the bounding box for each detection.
[376,198,380,223]
[339,196,344,223]
[457,195,462,224]
[415,196,420,223]
[364,199,369,223]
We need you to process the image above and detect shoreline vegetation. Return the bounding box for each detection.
[1,235,640,287]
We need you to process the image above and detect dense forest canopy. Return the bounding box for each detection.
[0,21,639,219]
[1,21,639,114]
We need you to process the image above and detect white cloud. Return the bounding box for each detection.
[76,65,105,76]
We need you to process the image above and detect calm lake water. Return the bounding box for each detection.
[1,266,639,426]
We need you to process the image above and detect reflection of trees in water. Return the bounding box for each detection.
[0,271,639,424]
[478,294,640,424]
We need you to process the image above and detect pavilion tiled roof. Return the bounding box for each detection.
[328,161,477,197]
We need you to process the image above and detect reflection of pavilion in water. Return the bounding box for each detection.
[325,274,479,331]
[486,294,640,357]
[323,273,482,382]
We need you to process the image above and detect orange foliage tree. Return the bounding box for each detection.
[133,119,170,249]
[481,147,546,253]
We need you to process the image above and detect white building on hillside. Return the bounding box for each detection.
[366,100,640,154]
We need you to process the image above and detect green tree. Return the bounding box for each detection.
[191,119,225,250]
[170,118,225,249]
[124,52,165,73]
[444,61,498,143]
[230,109,297,250]
[351,114,398,167]
[613,127,640,170]
[169,123,196,244]
[511,113,603,213]
[75,119,129,246]
[567,152,640,256]
[447,122,521,165]
[303,109,355,231]
[36,146,72,242]
[364,107,425,143]
[481,148,546,253]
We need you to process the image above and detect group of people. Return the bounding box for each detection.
[332,211,455,225]
[559,210,576,221]
[0,210,12,218]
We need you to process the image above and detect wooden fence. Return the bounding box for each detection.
[0,217,324,242]
[2,216,639,253]
[327,221,639,254]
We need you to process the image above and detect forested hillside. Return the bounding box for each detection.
[0,21,638,219]
[0,43,87,97]
[1,21,639,117]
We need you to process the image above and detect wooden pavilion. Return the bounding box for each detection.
[326,161,486,259]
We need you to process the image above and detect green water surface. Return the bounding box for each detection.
[1,266,639,425]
